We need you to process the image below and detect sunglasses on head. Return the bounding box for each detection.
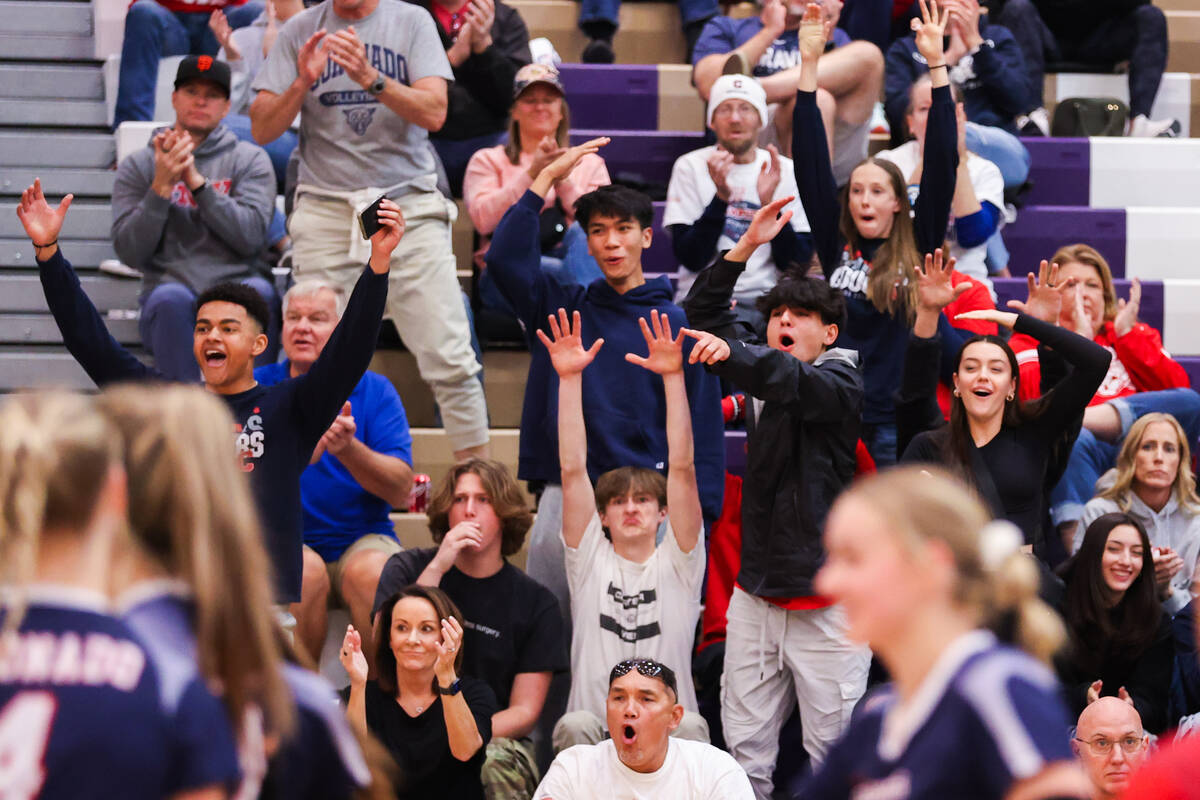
[609,659,678,697]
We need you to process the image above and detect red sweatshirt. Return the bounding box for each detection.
[133,0,247,13]
[935,272,999,416]
[1011,320,1189,404]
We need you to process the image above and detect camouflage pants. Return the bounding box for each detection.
[481,737,539,800]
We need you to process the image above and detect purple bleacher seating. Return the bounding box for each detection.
[559,64,658,131]
[725,430,747,477]
[1177,357,1200,390]
[571,129,704,187]
[991,277,1163,332]
[1020,138,1090,207]
[1005,207,1125,277]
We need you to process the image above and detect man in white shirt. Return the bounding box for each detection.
[534,659,754,800]
[664,74,812,319]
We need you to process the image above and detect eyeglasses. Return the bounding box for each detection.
[1074,735,1147,757]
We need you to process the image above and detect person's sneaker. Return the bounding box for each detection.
[869,101,890,136]
[1128,114,1182,138]
[582,37,615,63]
[99,258,142,279]
[1017,107,1050,137]
[722,50,750,76]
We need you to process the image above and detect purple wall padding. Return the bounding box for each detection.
[992,277,1163,332]
[1021,138,1090,207]
[1176,357,1200,389]
[725,430,747,477]
[1004,206,1126,277]
[559,64,659,131]
[643,202,676,273]
[571,129,704,187]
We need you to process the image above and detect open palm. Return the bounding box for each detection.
[625,310,684,375]
[16,179,72,245]
[536,308,603,377]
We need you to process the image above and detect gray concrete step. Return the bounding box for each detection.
[0,33,95,60]
[1,274,139,312]
[0,313,139,345]
[1,1,92,35]
[0,131,114,169]
[0,167,115,198]
[0,349,149,392]
[0,63,104,100]
[0,238,116,269]
[0,201,110,239]
[5,99,107,127]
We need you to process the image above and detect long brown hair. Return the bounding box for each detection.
[505,92,571,165]
[0,392,123,634]
[838,157,923,319]
[427,458,533,557]
[374,585,466,697]
[1098,412,1200,514]
[99,384,294,736]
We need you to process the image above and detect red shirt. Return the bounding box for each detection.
[1123,735,1200,800]
[136,0,246,12]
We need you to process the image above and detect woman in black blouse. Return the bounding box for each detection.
[341,585,497,800]
[899,253,1111,555]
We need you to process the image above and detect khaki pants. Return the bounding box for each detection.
[290,191,488,451]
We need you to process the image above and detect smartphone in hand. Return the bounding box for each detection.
[358,194,387,240]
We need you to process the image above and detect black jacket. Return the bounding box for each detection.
[408,0,530,140]
[683,256,863,597]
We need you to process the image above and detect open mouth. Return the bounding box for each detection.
[972,388,992,398]
[779,334,795,350]
[621,724,637,744]
[204,349,227,367]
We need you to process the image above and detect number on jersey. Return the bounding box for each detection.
[0,692,56,800]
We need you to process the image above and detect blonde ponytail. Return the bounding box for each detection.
[985,545,1065,665]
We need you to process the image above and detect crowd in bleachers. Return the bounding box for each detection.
[7,0,1200,798]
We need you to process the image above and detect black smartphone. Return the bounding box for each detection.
[357,194,387,239]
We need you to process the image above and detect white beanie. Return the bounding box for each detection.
[706,74,769,129]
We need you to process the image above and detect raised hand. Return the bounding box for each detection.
[528,136,567,180]
[1113,277,1142,337]
[759,0,785,35]
[1005,260,1065,324]
[798,3,827,63]
[208,10,241,60]
[369,199,405,269]
[756,144,782,205]
[340,624,369,687]
[682,328,732,365]
[911,0,947,66]
[535,308,604,378]
[296,29,329,86]
[434,616,464,678]
[625,310,685,375]
[733,195,795,258]
[1086,679,1103,705]
[916,248,968,312]
[537,137,610,187]
[16,179,73,249]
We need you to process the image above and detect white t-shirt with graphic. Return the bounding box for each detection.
[252,0,453,192]
[563,512,704,715]
[664,145,811,303]
[534,738,754,800]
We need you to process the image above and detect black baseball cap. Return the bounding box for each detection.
[174,55,231,98]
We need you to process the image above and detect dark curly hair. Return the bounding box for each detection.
[755,271,846,328]
[195,282,271,333]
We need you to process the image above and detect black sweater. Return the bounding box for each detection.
[899,314,1111,547]
[683,255,863,597]
[791,84,957,424]
[38,249,387,601]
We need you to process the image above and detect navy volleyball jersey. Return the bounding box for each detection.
[0,587,176,799]
[798,631,1074,800]
[119,582,241,794]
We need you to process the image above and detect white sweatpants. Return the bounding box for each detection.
[721,587,870,800]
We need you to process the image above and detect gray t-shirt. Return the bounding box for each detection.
[252,0,452,192]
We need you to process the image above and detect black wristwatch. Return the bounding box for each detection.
[191,179,209,197]
[367,71,386,95]
[437,677,462,696]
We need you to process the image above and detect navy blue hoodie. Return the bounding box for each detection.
[485,190,725,519]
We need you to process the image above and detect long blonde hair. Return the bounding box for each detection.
[99,384,293,735]
[842,466,1064,664]
[0,392,123,634]
[1098,412,1200,514]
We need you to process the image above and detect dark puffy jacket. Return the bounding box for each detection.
[684,256,863,597]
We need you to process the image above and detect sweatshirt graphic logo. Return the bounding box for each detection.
[235,407,265,472]
[343,107,376,136]
[170,178,232,209]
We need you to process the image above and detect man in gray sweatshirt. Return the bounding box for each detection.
[113,55,278,381]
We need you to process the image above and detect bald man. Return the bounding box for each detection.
[1073,697,1150,799]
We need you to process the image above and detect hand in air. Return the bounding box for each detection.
[911,0,948,66]
[340,624,369,687]
[16,179,73,248]
[1005,260,1068,324]
[682,329,732,366]
[626,310,685,375]
[1113,277,1142,338]
[915,248,968,313]
[536,308,604,378]
[369,198,406,261]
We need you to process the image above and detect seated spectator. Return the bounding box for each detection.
[114,0,264,127]
[885,0,1034,186]
[664,74,813,317]
[255,280,414,665]
[877,76,1006,287]
[692,0,884,181]
[112,56,279,381]
[341,585,496,799]
[578,0,716,63]
[1057,513,1174,734]
[1074,697,1151,800]
[993,0,1178,137]
[1008,245,1200,547]
[681,202,870,792]
[374,458,568,799]
[532,659,754,799]
[540,309,710,751]
[464,63,609,317]
[210,0,305,194]
[1077,414,1200,617]
[410,0,530,196]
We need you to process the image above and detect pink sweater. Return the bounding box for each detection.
[463,145,610,266]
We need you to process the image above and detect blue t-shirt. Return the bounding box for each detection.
[120,584,241,793]
[0,588,176,799]
[798,632,1075,800]
[692,16,851,72]
[256,362,413,562]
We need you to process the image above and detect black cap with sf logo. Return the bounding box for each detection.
[174,55,232,98]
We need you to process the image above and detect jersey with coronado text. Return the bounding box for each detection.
[0,589,175,799]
